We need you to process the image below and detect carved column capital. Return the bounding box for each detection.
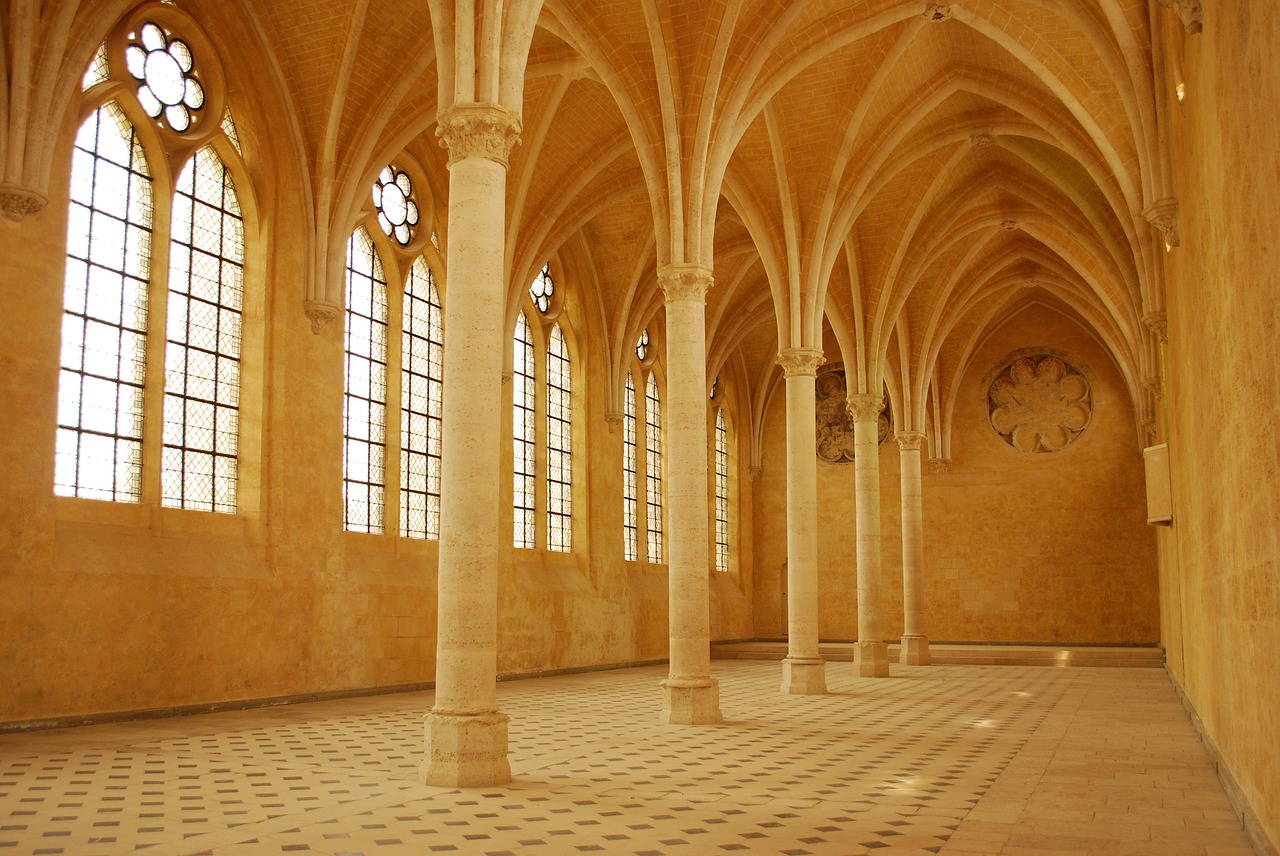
[776,347,825,377]
[923,3,953,22]
[1142,376,1164,401]
[657,263,713,304]
[0,184,48,222]
[436,103,523,168]
[1143,311,1169,345]
[846,393,885,423]
[604,410,623,433]
[304,299,339,334]
[927,458,952,474]
[1156,0,1203,34]
[895,431,926,452]
[1143,199,1180,247]
[749,465,765,482]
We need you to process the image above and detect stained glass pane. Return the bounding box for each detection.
[343,228,388,533]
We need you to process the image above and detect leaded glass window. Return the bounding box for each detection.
[513,312,536,548]
[623,373,638,561]
[161,145,243,512]
[343,228,387,533]
[56,103,153,502]
[372,166,420,247]
[400,257,443,539]
[124,22,206,133]
[83,42,110,90]
[530,264,554,314]
[714,408,729,572]
[645,372,664,564]
[546,325,572,551]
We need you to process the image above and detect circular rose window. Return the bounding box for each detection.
[988,355,1091,453]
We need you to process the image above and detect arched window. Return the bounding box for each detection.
[645,371,664,564]
[622,373,639,561]
[546,324,572,551]
[162,145,244,512]
[513,311,536,548]
[714,407,729,572]
[55,103,152,502]
[343,227,388,534]
[400,257,442,539]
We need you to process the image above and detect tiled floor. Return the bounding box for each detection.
[0,661,1256,855]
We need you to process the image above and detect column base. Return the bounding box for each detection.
[421,709,511,787]
[660,677,723,724]
[900,634,932,665]
[781,657,828,694]
[855,641,891,677]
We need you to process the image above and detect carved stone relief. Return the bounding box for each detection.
[815,365,890,463]
[988,355,1091,453]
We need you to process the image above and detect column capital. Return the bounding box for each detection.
[1143,198,1180,247]
[0,184,48,222]
[604,410,623,433]
[927,458,952,474]
[776,347,825,377]
[895,431,926,451]
[749,465,765,482]
[846,393,885,423]
[1156,0,1202,34]
[436,103,523,168]
[304,299,339,334]
[1142,310,1169,344]
[658,264,713,303]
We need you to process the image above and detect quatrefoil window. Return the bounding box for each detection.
[125,22,205,133]
[372,166,420,246]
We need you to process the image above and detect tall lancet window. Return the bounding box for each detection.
[645,371,664,563]
[162,145,244,512]
[622,373,639,561]
[714,407,729,572]
[56,103,153,502]
[343,227,388,533]
[400,257,443,539]
[513,312,536,548]
[546,325,572,551]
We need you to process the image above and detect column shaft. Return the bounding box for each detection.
[897,432,931,665]
[849,394,889,677]
[779,349,826,694]
[658,265,721,724]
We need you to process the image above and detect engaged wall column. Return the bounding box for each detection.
[657,264,722,724]
[423,103,521,787]
[896,431,931,665]
[847,393,890,677]
[777,348,827,694]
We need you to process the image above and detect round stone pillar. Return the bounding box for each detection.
[777,348,827,694]
[657,264,722,724]
[847,393,889,677]
[422,103,521,787]
[895,431,931,665]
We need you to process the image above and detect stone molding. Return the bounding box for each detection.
[657,264,713,303]
[0,184,48,222]
[436,103,523,168]
[923,3,953,22]
[1157,0,1203,34]
[928,458,952,474]
[304,299,339,334]
[895,431,926,452]
[776,347,825,377]
[846,393,885,423]
[1143,199,1180,247]
[1143,311,1169,344]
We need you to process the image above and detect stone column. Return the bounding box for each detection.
[777,348,827,694]
[657,264,722,724]
[422,103,521,787]
[847,393,889,677]
[895,431,931,665]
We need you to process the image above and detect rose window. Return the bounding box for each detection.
[372,167,420,246]
[530,264,554,314]
[635,329,650,361]
[989,355,1092,453]
[125,23,205,133]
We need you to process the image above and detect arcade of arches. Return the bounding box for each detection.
[0,0,1276,850]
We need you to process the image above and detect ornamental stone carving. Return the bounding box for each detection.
[970,133,995,148]
[928,458,952,474]
[777,348,825,377]
[988,355,1092,453]
[604,411,623,433]
[924,3,953,22]
[1143,311,1169,344]
[1142,376,1163,401]
[749,465,765,482]
[1157,0,1203,34]
[658,264,713,303]
[1143,199,1180,247]
[304,299,339,334]
[436,103,523,168]
[0,185,48,222]
[895,431,925,452]
[1000,219,1019,231]
[815,367,890,463]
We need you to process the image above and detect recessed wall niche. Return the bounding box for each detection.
[988,354,1092,453]
[815,364,890,462]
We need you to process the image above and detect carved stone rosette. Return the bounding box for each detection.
[895,431,925,452]
[436,103,523,168]
[1143,311,1169,345]
[923,3,953,22]
[304,299,339,334]
[776,347,825,377]
[1157,0,1203,34]
[0,185,48,222]
[999,219,1019,232]
[658,264,713,304]
[970,133,995,148]
[1144,199,1180,247]
[988,355,1092,453]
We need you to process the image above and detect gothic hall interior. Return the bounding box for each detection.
[1,1,1276,854]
